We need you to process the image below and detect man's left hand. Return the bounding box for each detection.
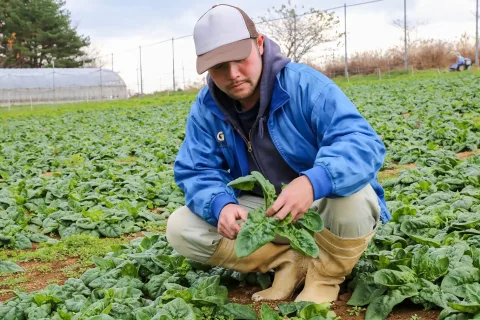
[265,176,314,222]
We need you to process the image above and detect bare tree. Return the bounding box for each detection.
[391,19,428,48]
[258,1,342,62]
[80,45,105,68]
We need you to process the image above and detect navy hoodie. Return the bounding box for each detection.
[207,36,299,195]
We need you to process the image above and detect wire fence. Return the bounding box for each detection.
[90,0,479,96]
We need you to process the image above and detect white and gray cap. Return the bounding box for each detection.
[194,4,259,74]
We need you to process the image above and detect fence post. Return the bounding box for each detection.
[53,60,56,105]
[100,68,103,101]
[8,90,11,111]
[30,95,33,110]
[344,3,349,79]
[404,0,408,70]
[139,46,144,95]
[378,68,381,80]
[172,38,176,91]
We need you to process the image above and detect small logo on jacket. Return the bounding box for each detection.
[216,131,227,148]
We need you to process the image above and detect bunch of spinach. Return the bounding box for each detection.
[228,171,323,259]
[348,155,480,320]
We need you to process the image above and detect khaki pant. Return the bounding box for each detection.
[166,184,380,263]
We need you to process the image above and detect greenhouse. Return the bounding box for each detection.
[0,68,127,106]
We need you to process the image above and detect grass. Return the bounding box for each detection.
[0,91,197,119]
[332,67,480,87]
[0,276,28,288]
[0,233,140,265]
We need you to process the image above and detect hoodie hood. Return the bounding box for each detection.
[207,35,291,124]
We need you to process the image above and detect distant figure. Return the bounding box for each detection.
[449,51,472,72]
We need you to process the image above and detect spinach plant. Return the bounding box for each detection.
[228,171,323,259]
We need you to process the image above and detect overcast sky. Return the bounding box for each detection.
[64,0,479,94]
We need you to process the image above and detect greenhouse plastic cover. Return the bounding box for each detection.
[0,68,126,89]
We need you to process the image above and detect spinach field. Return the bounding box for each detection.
[0,73,479,319]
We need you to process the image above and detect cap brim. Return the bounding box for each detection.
[196,38,252,74]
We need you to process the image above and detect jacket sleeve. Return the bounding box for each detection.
[301,83,386,199]
[173,105,238,226]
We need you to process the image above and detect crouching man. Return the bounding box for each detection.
[166,4,391,303]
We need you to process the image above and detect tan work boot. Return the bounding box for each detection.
[206,238,309,301]
[295,226,377,304]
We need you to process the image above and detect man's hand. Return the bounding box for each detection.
[218,204,248,240]
[266,176,314,222]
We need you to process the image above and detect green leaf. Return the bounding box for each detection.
[299,302,332,318]
[251,171,277,208]
[297,209,324,233]
[348,274,387,306]
[257,272,272,290]
[161,288,192,303]
[14,233,32,249]
[228,175,258,192]
[65,295,88,312]
[190,276,228,307]
[259,304,282,320]
[277,224,319,258]
[0,260,24,274]
[220,303,257,320]
[146,271,175,299]
[448,302,480,314]
[400,216,444,247]
[97,222,123,238]
[466,283,480,304]
[159,298,196,320]
[365,284,419,320]
[28,233,51,243]
[419,279,460,309]
[234,207,278,258]
[411,246,450,282]
[441,267,480,298]
[373,268,418,289]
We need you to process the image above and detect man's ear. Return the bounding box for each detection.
[256,34,265,56]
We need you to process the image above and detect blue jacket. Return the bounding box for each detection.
[174,62,392,226]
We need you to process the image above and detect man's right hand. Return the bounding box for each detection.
[218,204,248,240]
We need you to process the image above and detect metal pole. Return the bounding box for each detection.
[100,67,103,100]
[112,53,114,71]
[172,37,176,91]
[139,46,144,95]
[182,61,186,90]
[8,90,10,111]
[30,95,32,110]
[344,3,348,79]
[476,0,479,66]
[404,0,408,70]
[136,68,140,94]
[52,60,56,104]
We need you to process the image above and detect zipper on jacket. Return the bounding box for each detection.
[248,120,272,182]
[228,117,271,183]
[233,126,252,153]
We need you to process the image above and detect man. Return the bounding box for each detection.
[167,4,391,303]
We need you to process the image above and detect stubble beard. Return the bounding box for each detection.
[224,80,256,101]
